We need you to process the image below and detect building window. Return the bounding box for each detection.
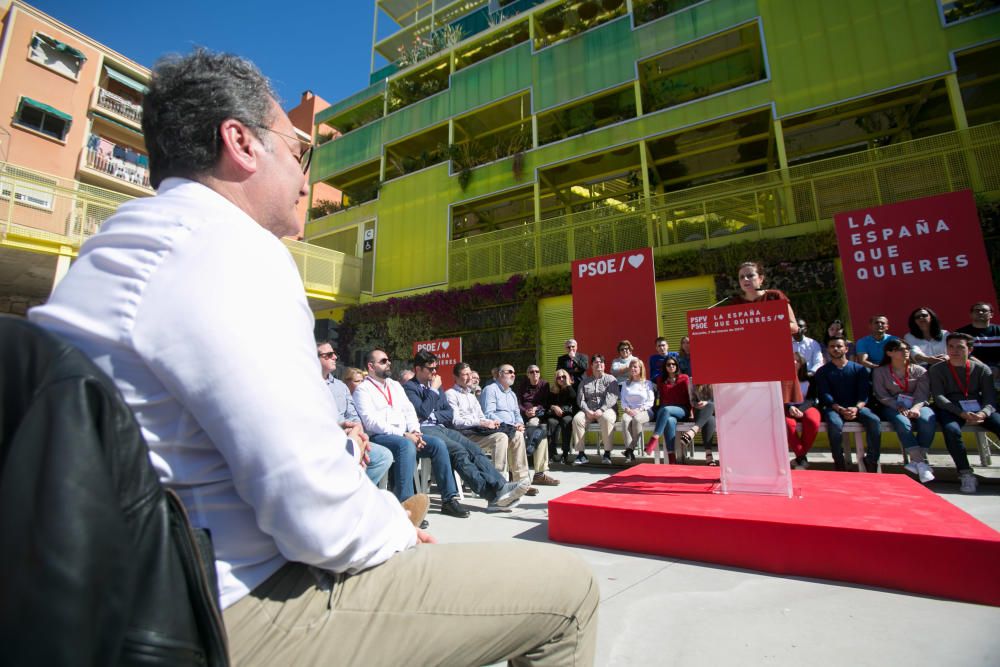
[28,32,87,78]
[14,97,73,141]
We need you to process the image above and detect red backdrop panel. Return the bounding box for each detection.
[572,248,658,366]
[412,337,462,390]
[688,300,795,384]
[834,190,996,334]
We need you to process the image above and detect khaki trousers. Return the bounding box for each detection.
[469,431,531,483]
[620,410,650,449]
[571,409,616,452]
[525,417,551,473]
[224,542,599,667]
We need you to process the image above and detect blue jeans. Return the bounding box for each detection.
[421,425,506,501]
[936,409,1000,473]
[371,433,458,502]
[652,405,687,442]
[364,442,393,486]
[878,405,935,451]
[821,406,882,466]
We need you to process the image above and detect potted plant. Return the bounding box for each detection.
[577,0,600,22]
[602,0,625,11]
[541,4,568,35]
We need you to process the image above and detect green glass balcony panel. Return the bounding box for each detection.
[943,8,1000,50]
[306,199,378,238]
[370,61,400,85]
[533,16,638,111]
[382,89,452,144]
[317,80,387,126]
[451,42,533,114]
[758,0,950,117]
[632,0,759,60]
[372,163,453,294]
[310,120,384,184]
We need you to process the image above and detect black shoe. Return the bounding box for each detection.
[601,451,613,465]
[623,448,635,463]
[441,498,470,518]
[419,519,429,529]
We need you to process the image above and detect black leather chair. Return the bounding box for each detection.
[0,315,229,666]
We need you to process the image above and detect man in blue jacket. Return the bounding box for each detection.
[814,336,882,471]
[405,350,528,512]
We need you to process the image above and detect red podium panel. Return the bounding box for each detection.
[549,465,1000,607]
[687,301,795,385]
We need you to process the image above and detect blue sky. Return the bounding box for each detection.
[33,0,393,110]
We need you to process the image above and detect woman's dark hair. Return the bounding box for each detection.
[142,49,276,188]
[793,352,809,381]
[907,306,943,341]
[879,339,909,365]
[823,319,845,344]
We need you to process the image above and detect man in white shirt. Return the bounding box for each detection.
[446,362,534,493]
[353,348,470,519]
[791,319,823,376]
[29,49,596,666]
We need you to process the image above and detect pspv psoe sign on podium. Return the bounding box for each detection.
[688,300,796,497]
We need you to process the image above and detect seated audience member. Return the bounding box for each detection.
[610,340,638,385]
[571,355,619,465]
[822,319,855,362]
[814,337,882,471]
[403,350,529,512]
[354,349,470,518]
[619,359,655,463]
[929,332,998,494]
[956,302,1000,378]
[446,363,533,493]
[689,383,718,466]
[317,341,391,486]
[557,338,589,388]
[484,364,559,486]
[399,368,415,384]
[648,336,679,383]
[546,370,578,463]
[643,357,690,464]
[904,306,948,367]
[854,315,897,369]
[677,335,693,377]
[344,366,366,394]
[791,319,824,376]
[28,49,597,665]
[873,340,936,483]
[514,365,560,485]
[786,353,820,469]
[469,369,483,397]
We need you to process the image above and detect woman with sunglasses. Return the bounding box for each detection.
[620,359,655,463]
[904,306,948,366]
[546,370,577,463]
[785,353,820,469]
[873,339,936,483]
[610,339,638,385]
[643,357,690,464]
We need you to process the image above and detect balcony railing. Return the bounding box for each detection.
[0,161,362,304]
[449,122,1000,286]
[96,87,143,124]
[85,147,152,189]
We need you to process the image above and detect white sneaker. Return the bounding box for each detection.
[904,461,919,475]
[494,480,529,507]
[959,472,978,494]
[916,462,935,484]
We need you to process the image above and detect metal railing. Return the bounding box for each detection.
[449,122,1000,286]
[96,87,143,124]
[85,148,152,189]
[0,161,362,303]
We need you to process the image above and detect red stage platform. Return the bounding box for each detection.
[549,464,1000,607]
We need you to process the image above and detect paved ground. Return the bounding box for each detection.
[423,457,1000,666]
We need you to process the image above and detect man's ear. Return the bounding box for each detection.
[218,119,261,175]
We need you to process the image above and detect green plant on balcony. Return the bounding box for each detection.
[309,198,343,219]
[540,3,569,36]
[576,0,600,23]
[943,0,1000,24]
[341,180,382,208]
[601,0,625,10]
[634,0,703,25]
[388,76,446,112]
[336,105,385,134]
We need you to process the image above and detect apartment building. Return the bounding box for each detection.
[308,0,999,368]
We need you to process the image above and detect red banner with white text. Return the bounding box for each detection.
[688,301,795,384]
[413,337,462,390]
[834,190,996,335]
[571,248,658,369]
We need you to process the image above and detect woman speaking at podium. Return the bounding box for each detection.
[732,261,802,404]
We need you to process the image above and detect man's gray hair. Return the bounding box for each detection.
[565,339,577,347]
[142,48,277,188]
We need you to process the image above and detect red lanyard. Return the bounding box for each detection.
[366,376,393,407]
[888,363,910,393]
[946,361,971,398]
